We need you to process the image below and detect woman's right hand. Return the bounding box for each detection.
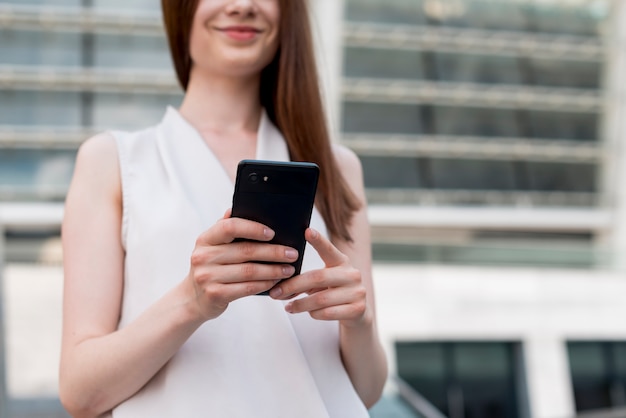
[187,210,298,321]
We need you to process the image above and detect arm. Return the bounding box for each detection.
[332,145,388,407]
[59,133,204,417]
[60,134,297,417]
[269,145,388,407]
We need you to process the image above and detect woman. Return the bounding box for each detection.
[59,0,387,416]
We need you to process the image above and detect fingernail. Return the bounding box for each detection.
[270,287,283,298]
[264,228,274,238]
[283,266,295,276]
[285,303,294,313]
[310,229,319,239]
[285,249,298,259]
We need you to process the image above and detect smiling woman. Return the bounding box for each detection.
[58,0,387,417]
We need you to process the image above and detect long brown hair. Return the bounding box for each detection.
[161,0,360,241]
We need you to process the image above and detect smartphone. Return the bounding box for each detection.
[231,160,320,295]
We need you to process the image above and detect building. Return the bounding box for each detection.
[1,0,626,417]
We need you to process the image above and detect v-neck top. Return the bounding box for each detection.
[109,108,369,418]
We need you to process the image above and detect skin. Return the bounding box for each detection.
[59,1,387,417]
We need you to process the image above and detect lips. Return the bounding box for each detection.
[217,26,263,41]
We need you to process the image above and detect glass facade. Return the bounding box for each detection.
[0,0,612,215]
[568,341,626,412]
[396,341,524,418]
[0,1,180,201]
[343,0,607,206]
[341,0,613,268]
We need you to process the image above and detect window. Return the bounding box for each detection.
[430,159,516,190]
[346,0,609,35]
[342,0,605,209]
[360,155,596,194]
[0,149,76,201]
[0,29,81,67]
[345,0,426,25]
[361,156,422,189]
[568,341,626,412]
[396,341,524,418]
[0,0,80,6]
[343,102,424,135]
[433,54,523,85]
[92,0,162,12]
[93,33,171,70]
[0,91,82,127]
[344,48,425,80]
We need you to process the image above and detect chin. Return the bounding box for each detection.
[218,55,274,77]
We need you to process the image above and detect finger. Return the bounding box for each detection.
[285,287,356,314]
[198,217,274,245]
[215,242,298,265]
[210,279,281,303]
[292,303,367,323]
[269,266,359,300]
[305,228,347,267]
[223,208,232,219]
[194,262,295,285]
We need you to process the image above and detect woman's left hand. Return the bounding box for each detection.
[269,228,371,328]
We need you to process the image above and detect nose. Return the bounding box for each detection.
[224,0,259,17]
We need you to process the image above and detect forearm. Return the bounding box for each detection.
[339,318,388,408]
[60,280,203,417]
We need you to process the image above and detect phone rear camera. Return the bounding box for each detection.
[248,173,259,183]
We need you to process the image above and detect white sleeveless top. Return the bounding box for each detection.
[110,108,369,418]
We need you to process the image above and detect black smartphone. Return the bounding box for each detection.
[231,160,320,295]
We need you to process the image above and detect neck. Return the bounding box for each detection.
[179,68,263,134]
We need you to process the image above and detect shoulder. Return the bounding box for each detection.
[72,132,121,199]
[76,132,119,175]
[331,143,365,198]
[78,131,118,160]
[331,143,362,172]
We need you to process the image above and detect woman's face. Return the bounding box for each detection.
[189,0,280,79]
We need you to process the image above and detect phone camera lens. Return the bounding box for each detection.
[248,173,259,183]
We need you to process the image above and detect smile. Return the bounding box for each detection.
[216,26,263,41]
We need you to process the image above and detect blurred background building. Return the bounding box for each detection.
[1,0,626,417]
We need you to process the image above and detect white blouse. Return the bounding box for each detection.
[109,108,369,418]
